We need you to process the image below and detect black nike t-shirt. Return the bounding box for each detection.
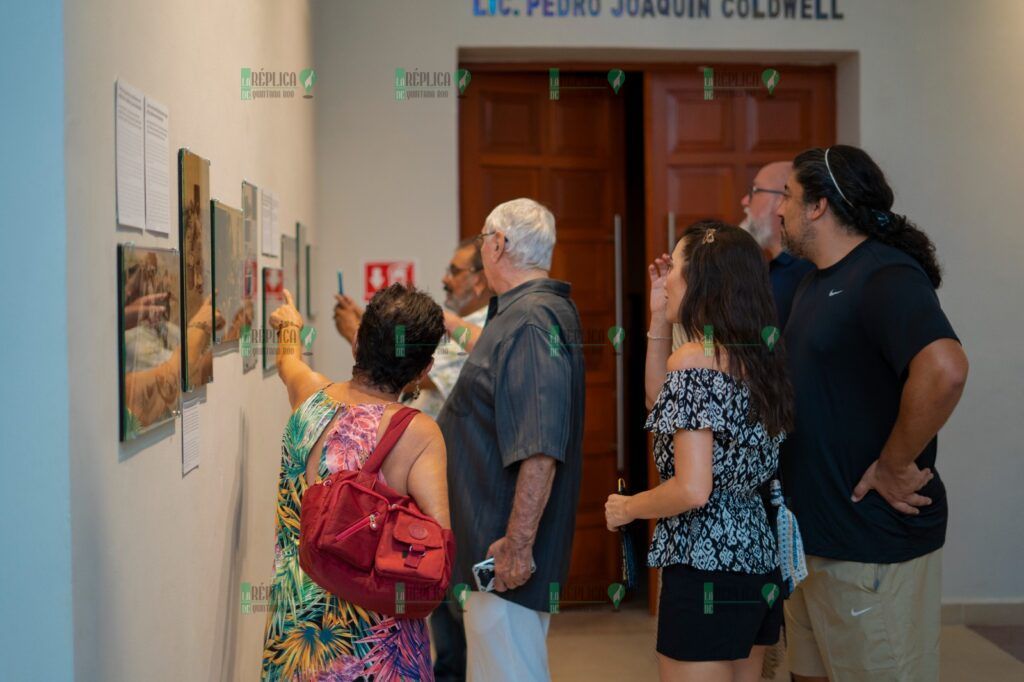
[780,238,960,564]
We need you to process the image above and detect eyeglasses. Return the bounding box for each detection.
[446,263,481,277]
[749,185,787,199]
[474,230,510,247]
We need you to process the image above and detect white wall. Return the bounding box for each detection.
[313,0,1024,602]
[65,1,316,680]
[0,1,74,680]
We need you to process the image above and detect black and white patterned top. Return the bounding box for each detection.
[645,368,785,573]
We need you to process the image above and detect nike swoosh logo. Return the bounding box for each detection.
[829,289,844,297]
[851,606,873,617]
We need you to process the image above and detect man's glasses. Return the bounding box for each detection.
[473,230,510,247]
[749,184,786,197]
[446,263,481,277]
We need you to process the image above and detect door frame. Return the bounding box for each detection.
[458,57,841,614]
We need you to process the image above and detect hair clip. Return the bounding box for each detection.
[702,229,717,245]
[873,209,892,228]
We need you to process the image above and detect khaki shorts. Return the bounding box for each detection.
[784,549,941,681]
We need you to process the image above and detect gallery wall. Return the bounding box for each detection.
[0,1,74,680]
[312,0,1024,608]
[65,1,316,680]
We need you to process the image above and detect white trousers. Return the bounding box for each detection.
[464,591,552,682]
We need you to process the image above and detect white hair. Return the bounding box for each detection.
[484,198,556,271]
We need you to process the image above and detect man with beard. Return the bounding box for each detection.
[740,161,815,330]
[776,146,968,681]
[333,237,492,682]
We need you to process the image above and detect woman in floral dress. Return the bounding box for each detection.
[262,284,449,681]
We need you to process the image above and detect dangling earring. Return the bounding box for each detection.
[402,381,421,403]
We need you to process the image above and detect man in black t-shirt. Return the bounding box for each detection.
[775,146,968,682]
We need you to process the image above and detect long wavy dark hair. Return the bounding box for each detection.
[352,284,445,395]
[677,221,794,436]
[793,145,943,288]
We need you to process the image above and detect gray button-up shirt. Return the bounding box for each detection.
[437,278,586,613]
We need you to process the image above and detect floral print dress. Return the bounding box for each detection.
[644,368,785,574]
[261,389,433,681]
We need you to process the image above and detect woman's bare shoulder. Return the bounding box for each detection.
[394,411,445,458]
[667,342,710,372]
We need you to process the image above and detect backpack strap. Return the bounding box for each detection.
[363,406,420,474]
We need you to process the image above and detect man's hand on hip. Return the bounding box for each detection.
[851,458,934,515]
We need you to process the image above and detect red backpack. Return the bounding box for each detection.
[299,406,456,618]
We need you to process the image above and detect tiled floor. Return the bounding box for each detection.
[547,607,1024,681]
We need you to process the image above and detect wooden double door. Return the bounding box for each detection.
[458,64,835,607]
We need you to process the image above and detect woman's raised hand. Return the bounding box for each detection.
[648,253,672,321]
[269,289,304,331]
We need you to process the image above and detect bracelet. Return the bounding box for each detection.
[646,331,672,340]
[187,321,211,335]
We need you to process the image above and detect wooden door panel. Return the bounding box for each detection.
[480,167,541,213]
[567,511,619,597]
[480,92,544,154]
[549,240,613,315]
[550,94,612,158]
[461,70,626,601]
[667,92,737,152]
[549,169,610,221]
[745,92,813,152]
[667,165,739,224]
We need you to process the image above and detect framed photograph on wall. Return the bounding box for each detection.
[305,242,315,318]
[241,181,260,372]
[178,149,213,391]
[117,243,182,442]
[281,231,299,313]
[262,267,285,371]
[212,200,255,351]
[297,222,308,316]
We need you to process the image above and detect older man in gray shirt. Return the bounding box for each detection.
[437,198,585,682]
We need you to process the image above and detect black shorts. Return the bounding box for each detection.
[656,563,783,662]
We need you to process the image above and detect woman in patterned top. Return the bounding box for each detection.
[605,221,795,681]
[263,284,449,681]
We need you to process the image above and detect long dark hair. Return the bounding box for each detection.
[677,221,794,436]
[353,284,445,394]
[793,145,943,288]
